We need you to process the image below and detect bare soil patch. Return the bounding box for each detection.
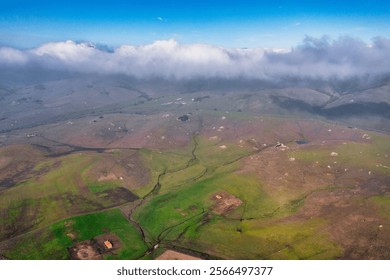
[68,240,102,260]
[84,150,150,191]
[98,173,117,181]
[210,191,242,215]
[156,250,202,260]
[68,233,121,260]
[0,157,12,169]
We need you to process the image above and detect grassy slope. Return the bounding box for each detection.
[370,196,390,217]
[0,152,137,241]
[289,134,390,175]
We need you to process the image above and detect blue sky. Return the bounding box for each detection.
[1,0,390,48]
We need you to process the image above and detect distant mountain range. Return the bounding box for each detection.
[0,69,389,133]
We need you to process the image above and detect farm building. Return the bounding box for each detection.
[104,240,113,249]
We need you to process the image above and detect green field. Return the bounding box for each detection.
[0,151,138,241]
[2,209,147,259]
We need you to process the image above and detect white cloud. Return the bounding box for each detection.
[1,36,390,80]
[0,47,28,64]
[31,40,97,61]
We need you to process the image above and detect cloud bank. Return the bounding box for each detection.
[1,36,390,80]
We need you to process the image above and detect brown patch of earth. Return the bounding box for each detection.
[0,157,12,169]
[68,233,121,260]
[66,233,76,240]
[98,173,118,181]
[210,192,242,215]
[68,240,102,260]
[84,150,150,191]
[156,250,202,260]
